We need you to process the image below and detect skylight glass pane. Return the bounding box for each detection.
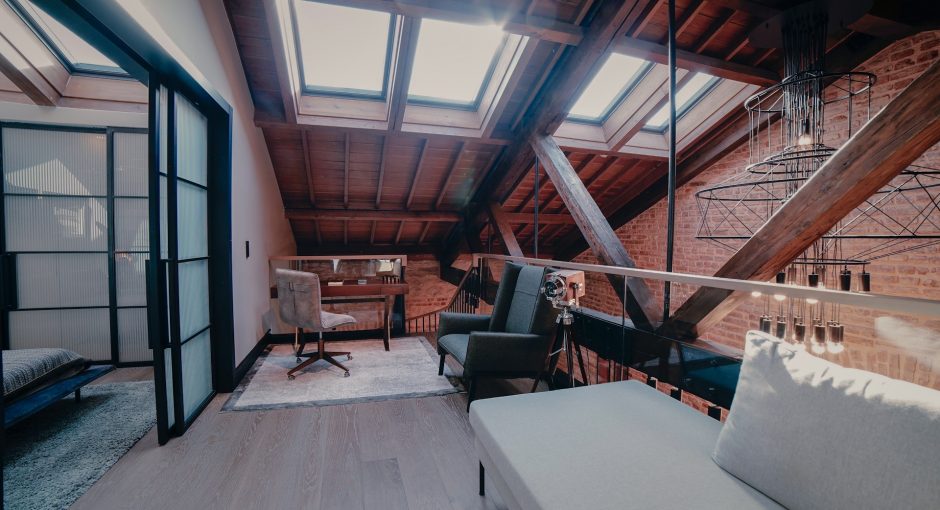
[646,73,717,129]
[19,0,122,72]
[568,53,647,121]
[408,19,506,107]
[294,1,392,97]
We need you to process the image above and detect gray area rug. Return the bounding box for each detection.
[3,381,156,510]
[224,336,462,411]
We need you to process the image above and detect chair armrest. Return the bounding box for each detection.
[464,332,553,377]
[438,312,492,338]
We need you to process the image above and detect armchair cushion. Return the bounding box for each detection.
[504,265,551,335]
[464,332,552,377]
[438,312,492,339]
[438,334,470,365]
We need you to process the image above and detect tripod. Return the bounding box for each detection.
[548,306,589,389]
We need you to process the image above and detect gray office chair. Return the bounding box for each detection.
[436,262,559,410]
[276,268,356,379]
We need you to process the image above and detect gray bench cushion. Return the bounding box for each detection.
[470,381,781,510]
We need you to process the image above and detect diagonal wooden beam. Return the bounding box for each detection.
[315,220,322,246]
[611,71,693,151]
[504,212,575,225]
[376,135,390,208]
[300,130,316,206]
[662,58,940,339]
[405,139,429,209]
[434,142,465,210]
[488,202,524,257]
[370,220,377,244]
[673,0,705,41]
[691,9,735,54]
[394,221,406,244]
[343,132,350,208]
[531,133,660,329]
[0,32,58,106]
[417,222,432,244]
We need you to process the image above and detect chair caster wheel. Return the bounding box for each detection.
[288,374,295,380]
[344,371,350,378]
[347,354,353,360]
[296,357,302,362]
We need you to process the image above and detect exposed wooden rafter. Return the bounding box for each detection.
[286,209,461,222]
[488,202,524,257]
[300,130,316,206]
[435,142,465,210]
[343,132,350,208]
[405,139,429,209]
[375,135,390,208]
[614,38,779,86]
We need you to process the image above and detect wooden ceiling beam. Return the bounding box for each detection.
[610,71,694,151]
[673,0,706,41]
[394,221,406,244]
[405,139,429,209]
[300,130,316,206]
[0,33,58,106]
[389,17,419,132]
[375,135,389,208]
[531,132,659,329]
[417,222,432,244]
[662,58,940,339]
[434,142,465,210]
[255,120,513,147]
[286,209,461,222]
[613,38,779,86]
[691,9,735,54]
[370,221,377,244]
[488,202,524,257]
[324,0,584,46]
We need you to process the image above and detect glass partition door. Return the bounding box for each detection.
[149,85,214,444]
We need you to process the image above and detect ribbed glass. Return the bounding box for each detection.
[181,329,212,419]
[113,132,147,197]
[164,347,175,429]
[2,128,106,196]
[15,253,108,308]
[116,252,148,306]
[115,197,148,251]
[8,308,111,360]
[176,181,207,259]
[5,196,108,251]
[178,259,209,340]
[117,308,150,363]
[160,175,168,259]
[175,95,208,186]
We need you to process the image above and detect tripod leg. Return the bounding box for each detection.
[571,336,589,386]
[564,328,575,389]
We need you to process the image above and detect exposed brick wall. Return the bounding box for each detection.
[573,31,940,391]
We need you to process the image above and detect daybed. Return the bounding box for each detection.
[470,332,940,510]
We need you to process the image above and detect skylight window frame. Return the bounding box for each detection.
[566,60,655,125]
[643,75,721,133]
[406,26,511,111]
[289,0,397,101]
[5,0,128,78]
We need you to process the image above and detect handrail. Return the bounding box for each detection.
[406,266,482,333]
[473,254,940,319]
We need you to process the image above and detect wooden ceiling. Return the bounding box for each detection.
[222,0,930,258]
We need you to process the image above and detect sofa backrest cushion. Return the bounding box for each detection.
[713,330,940,510]
[504,265,550,335]
[489,262,523,332]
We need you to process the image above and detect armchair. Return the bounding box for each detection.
[436,263,558,410]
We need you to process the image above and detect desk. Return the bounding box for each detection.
[271,279,408,351]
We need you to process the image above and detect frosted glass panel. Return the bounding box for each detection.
[178,259,209,340]
[9,308,110,360]
[5,196,107,251]
[177,181,207,259]
[2,128,106,195]
[115,198,148,251]
[15,253,108,308]
[118,308,150,363]
[160,86,168,176]
[113,132,147,197]
[175,96,208,186]
[160,175,168,259]
[164,347,175,429]
[181,330,212,419]
[116,253,148,306]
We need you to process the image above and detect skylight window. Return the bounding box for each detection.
[408,19,507,108]
[568,53,650,122]
[293,0,394,98]
[645,73,719,131]
[11,0,125,75]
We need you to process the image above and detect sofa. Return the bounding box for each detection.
[470,331,940,510]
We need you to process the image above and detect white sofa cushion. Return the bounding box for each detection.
[713,331,940,510]
[470,380,781,510]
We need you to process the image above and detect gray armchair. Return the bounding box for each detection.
[436,263,559,410]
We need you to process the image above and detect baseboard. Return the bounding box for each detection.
[232,330,272,389]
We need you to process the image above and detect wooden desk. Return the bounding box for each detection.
[270,279,408,351]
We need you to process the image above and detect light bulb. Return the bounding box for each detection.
[797,132,813,146]
[751,291,762,298]
[827,341,845,354]
[811,341,826,354]
[773,294,786,302]
[806,297,819,305]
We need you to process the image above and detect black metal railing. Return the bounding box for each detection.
[406,266,482,334]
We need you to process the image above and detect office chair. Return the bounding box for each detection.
[276,268,356,379]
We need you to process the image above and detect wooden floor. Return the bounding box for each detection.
[74,362,513,509]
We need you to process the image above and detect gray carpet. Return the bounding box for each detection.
[223,336,462,411]
[3,381,156,510]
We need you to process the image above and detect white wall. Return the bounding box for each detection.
[135,0,296,364]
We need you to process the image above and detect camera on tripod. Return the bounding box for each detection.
[542,270,585,309]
